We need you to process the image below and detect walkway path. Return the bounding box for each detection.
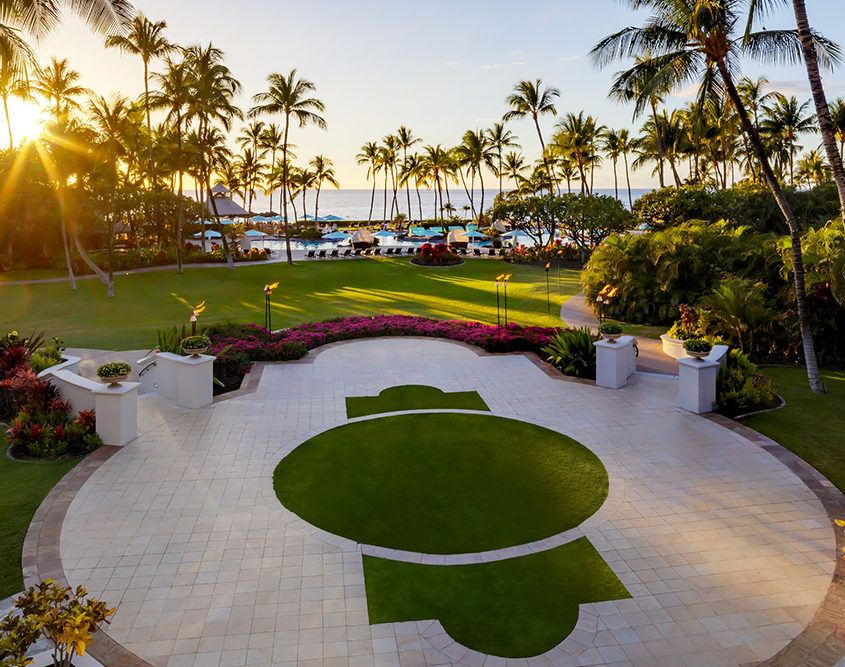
[31,338,843,667]
[560,294,678,376]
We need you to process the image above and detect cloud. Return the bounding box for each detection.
[479,61,525,69]
[443,61,459,66]
[560,55,581,62]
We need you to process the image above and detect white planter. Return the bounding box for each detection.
[594,336,637,389]
[661,334,692,359]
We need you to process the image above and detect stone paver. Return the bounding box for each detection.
[49,339,838,667]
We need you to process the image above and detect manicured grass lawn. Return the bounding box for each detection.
[0,259,581,350]
[0,436,80,598]
[364,538,630,658]
[743,367,845,493]
[346,385,489,419]
[274,413,608,554]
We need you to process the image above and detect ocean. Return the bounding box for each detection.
[198,188,653,221]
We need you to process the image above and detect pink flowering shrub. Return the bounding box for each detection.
[208,316,566,385]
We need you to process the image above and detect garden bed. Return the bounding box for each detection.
[410,258,464,267]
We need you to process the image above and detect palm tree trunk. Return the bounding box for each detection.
[624,152,632,209]
[56,188,76,291]
[3,95,12,149]
[368,169,376,223]
[613,157,618,200]
[792,0,845,223]
[415,177,423,222]
[479,168,485,217]
[107,164,117,298]
[383,169,388,222]
[315,183,321,226]
[651,101,666,188]
[533,116,555,193]
[718,59,825,394]
[143,59,155,188]
[176,115,184,275]
[282,114,292,265]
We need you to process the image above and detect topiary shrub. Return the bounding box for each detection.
[597,322,623,335]
[682,338,712,354]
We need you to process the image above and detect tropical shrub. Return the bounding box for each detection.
[597,322,622,335]
[1,368,101,458]
[96,362,131,379]
[716,351,778,417]
[504,239,581,265]
[666,304,704,341]
[541,327,598,379]
[634,183,842,233]
[29,338,66,374]
[1,580,114,667]
[582,220,779,325]
[699,278,776,354]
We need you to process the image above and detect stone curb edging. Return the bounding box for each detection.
[21,445,155,667]
[704,413,845,667]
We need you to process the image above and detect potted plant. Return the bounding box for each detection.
[661,303,703,359]
[597,322,623,342]
[182,334,211,357]
[683,338,712,360]
[96,362,131,385]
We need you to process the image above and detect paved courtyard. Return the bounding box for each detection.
[40,339,841,667]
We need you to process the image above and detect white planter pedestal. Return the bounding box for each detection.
[155,352,215,409]
[92,382,140,446]
[677,357,720,414]
[594,336,637,389]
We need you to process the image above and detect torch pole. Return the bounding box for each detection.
[545,263,550,316]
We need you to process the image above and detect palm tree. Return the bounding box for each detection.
[356,141,380,224]
[259,123,283,213]
[554,112,605,195]
[149,57,190,273]
[0,59,34,148]
[454,129,496,216]
[487,122,519,193]
[396,126,420,220]
[502,151,526,188]
[421,144,449,222]
[591,0,834,393]
[250,70,326,264]
[755,0,845,223]
[830,99,845,160]
[105,15,173,188]
[32,57,89,124]
[503,79,560,190]
[795,148,830,188]
[88,93,130,297]
[184,43,242,269]
[310,155,340,225]
[236,121,266,213]
[603,129,624,199]
[760,94,817,185]
[618,129,637,208]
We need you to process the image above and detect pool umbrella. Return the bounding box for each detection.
[463,230,488,250]
[322,214,344,221]
[373,230,394,238]
[244,229,267,237]
[421,229,442,238]
[192,230,221,239]
[323,231,351,240]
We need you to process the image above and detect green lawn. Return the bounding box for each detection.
[0,436,80,598]
[346,385,489,419]
[274,413,608,555]
[364,538,630,658]
[743,367,845,493]
[0,259,581,350]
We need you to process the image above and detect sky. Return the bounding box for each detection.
[13,0,845,189]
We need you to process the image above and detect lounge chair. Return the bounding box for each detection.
[306,250,316,259]
[318,249,327,259]
[374,248,381,256]
[364,248,373,256]
[342,249,352,258]
[408,247,417,255]
[330,249,339,258]
[385,248,394,256]
[354,249,363,257]
[460,248,468,256]
[473,249,481,257]
[487,249,495,257]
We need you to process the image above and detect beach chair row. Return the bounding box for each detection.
[304,247,507,259]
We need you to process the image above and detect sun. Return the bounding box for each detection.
[5,98,44,145]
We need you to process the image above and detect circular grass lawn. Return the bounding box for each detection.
[273,413,608,554]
